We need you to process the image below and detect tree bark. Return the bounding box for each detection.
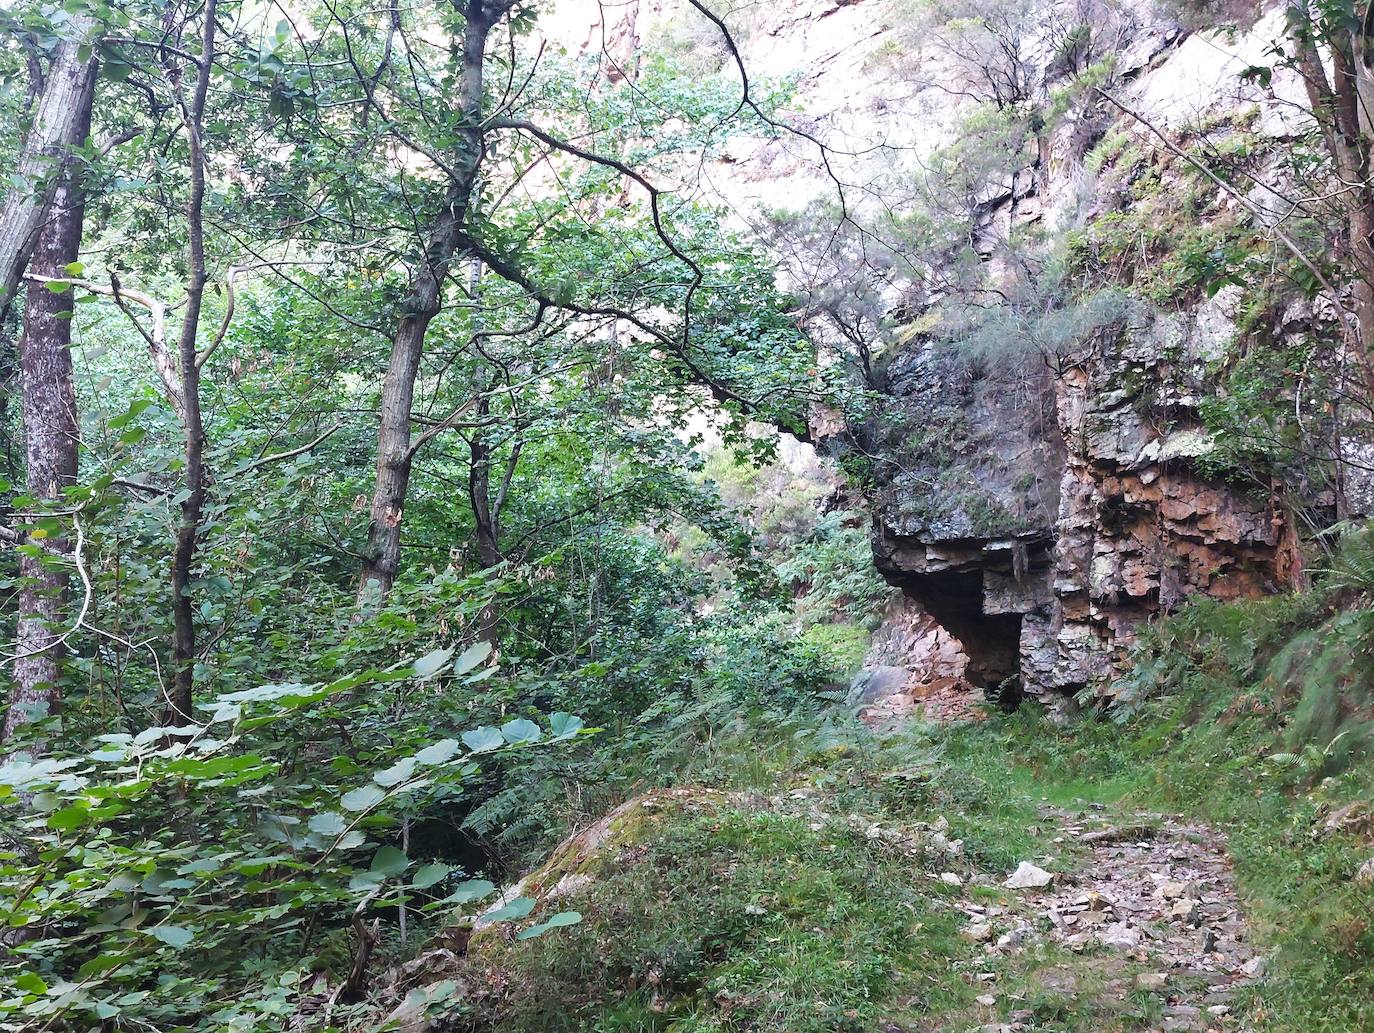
[1293,5,1374,351]
[356,1,506,605]
[4,85,94,747]
[163,0,217,725]
[0,17,98,316]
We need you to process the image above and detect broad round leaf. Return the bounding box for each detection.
[341,784,386,811]
[148,925,195,949]
[516,911,583,940]
[549,712,584,739]
[373,757,416,787]
[411,862,449,889]
[482,895,536,922]
[461,726,504,753]
[412,646,454,680]
[370,845,409,877]
[500,719,542,745]
[308,811,348,836]
[453,640,493,676]
[415,739,460,766]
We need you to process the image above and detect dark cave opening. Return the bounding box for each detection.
[898,568,1023,692]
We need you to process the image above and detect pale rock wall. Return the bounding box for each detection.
[547,0,1308,708]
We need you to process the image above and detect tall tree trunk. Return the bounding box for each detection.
[468,400,501,571]
[4,89,94,747]
[1292,4,1374,512]
[163,0,217,725]
[0,18,98,316]
[356,1,504,605]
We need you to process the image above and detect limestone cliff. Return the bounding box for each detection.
[548,0,1317,710]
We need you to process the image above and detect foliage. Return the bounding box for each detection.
[0,646,591,1031]
[0,0,854,1026]
[1112,521,1374,770]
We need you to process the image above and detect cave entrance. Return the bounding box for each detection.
[900,569,1022,692]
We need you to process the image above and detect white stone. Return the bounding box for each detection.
[1098,922,1141,951]
[1004,861,1054,889]
[963,921,994,943]
[1241,957,1267,978]
[1355,858,1374,886]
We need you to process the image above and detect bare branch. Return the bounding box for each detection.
[236,422,342,477]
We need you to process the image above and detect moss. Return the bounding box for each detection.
[451,784,978,1032]
[798,621,869,679]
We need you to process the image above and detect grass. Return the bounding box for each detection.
[446,781,977,1032]
[404,575,1374,1032]
[929,693,1374,1033]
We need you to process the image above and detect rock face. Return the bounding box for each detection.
[857,7,1309,708]
[868,294,1296,709]
[846,598,985,725]
[1038,301,1292,701]
[545,0,1315,708]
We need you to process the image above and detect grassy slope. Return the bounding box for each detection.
[412,703,1370,1031]
[407,585,1374,1032]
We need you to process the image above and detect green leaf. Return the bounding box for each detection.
[549,712,584,739]
[453,640,493,676]
[461,726,504,753]
[148,925,195,949]
[369,845,409,877]
[415,739,460,766]
[411,862,449,889]
[412,645,453,680]
[516,910,583,940]
[308,811,348,836]
[482,896,536,922]
[373,757,415,787]
[15,972,48,994]
[438,878,494,905]
[63,261,84,276]
[47,804,91,831]
[349,871,383,893]
[340,784,386,811]
[501,718,542,745]
[79,953,127,978]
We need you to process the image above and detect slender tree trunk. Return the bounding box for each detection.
[468,405,501,570]
[356,2,504,605]
[1294,9,1374,350]
[0,18,98,316]
[3,93,93,746]
[467,256,503,576]
[163,0,217,725]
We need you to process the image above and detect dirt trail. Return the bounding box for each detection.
[957,805,1260,1033]
[854,678,1260,1030]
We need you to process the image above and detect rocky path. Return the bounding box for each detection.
[957,806,1260,1032]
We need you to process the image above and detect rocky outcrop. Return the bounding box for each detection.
[548,0,1315,709]
[862,288,1298,706]
[859,7,1317,708]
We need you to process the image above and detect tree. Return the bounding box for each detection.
[1285,0,1374,354]
[4,73,94,746]
[0,11,97,315]
[356,0,514,603]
